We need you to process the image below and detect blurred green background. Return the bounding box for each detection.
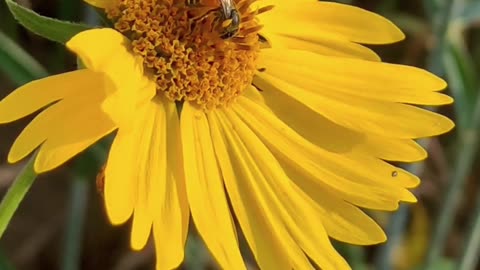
[0,0,480,269]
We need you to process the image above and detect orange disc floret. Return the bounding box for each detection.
[106,0,270,110]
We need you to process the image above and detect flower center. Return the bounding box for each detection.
[106,0,271,110]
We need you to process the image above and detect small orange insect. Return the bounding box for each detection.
[96,165,106,197]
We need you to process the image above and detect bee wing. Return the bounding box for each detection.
[219,0,235,16]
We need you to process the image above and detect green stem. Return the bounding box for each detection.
[376,0,457,267]
[458,184,480,270]
[424,88,480,270]
[61,177,89,270]
[426,0,455,75]
[0,156,37,238]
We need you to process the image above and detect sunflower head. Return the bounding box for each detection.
[103,0,271,110]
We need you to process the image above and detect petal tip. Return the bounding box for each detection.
[105,202,134,226]
[7,152,20,165]
[130,238,148,251]
[439,117,455,134]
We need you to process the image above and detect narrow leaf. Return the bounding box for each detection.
[0,30,48,85]
[458,191,480,270]
[458,2,480,27]
[443,34,479,129]
[0,156,37,239]
[5,0,91,44]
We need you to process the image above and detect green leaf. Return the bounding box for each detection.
[61,177,89,270]
[443,31,479,129]
[0,249,15,270]
[458,2,480,27]
[0,30,48,85]
[419,258,456,270]
[5,0,91,44]
[458,190,480,270]
[0,156,37,239]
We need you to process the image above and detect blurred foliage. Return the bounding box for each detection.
[0,0,480,270]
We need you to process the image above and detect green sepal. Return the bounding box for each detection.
[5,0,92,44]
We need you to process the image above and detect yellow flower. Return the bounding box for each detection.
[0,0,454,269]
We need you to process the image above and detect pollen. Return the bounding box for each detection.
[106,0,271,110]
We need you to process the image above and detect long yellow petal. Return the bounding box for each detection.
[248,82,364,153]
[180,103,245,270]
[104,98,164,227]
[281,163,387,245]
[259,0,404,44]
[211,111,309,270]
[254,72,454,139]
[235,97,416,210]
[260,32,381,61]
[104,130,137,225]
[153,99,189,270]
[357,135,428,162]
[33,106,115,172]
[221,109,351,269]
[107,97,171,250]
[128,99,165,251]
[8,79,115,171]
[0,70,101,124]
[259,49,452,104]
[250,82,427,162]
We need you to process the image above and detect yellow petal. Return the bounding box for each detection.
[104,130,136,225]
[234,97,416,210]
[130,207,152,251]
[356,135,428,162]
[0,70,100,124]
[259,49,452,104]
[250,82,428,162]
[260,32,381,61]
[249,82,364,153]
[83,0,115,8]
[220,109,351,270]
[106,97,171,250]
[255,71,454,139]
[153,99,189,270]
[210,111,310,270]
[66,29,155,128]
[259,0,404,44]
[104,99,163,226]
[33,105,115,172]
[282,163,386,245]
[129,99,166,250]
[180,103,245,270]
[7,72,115,171]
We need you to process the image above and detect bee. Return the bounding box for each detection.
[218,0,240,39]
[186,0,240,39]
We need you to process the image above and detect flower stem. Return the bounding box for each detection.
[424,84,480,270]
[61,176,89,270]
[376,0,458,268]
[458,185,480,270]
[0,156,37,239]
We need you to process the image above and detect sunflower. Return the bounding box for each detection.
[0,0,454,269]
